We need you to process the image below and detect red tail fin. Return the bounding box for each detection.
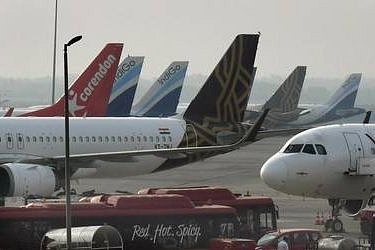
[21,43,123,117]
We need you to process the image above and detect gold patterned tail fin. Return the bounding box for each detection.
[184,34,259,125]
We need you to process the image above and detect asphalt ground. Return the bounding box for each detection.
[73,136,365,240]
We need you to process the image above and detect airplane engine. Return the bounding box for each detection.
[343,199,366,215]
[0,163,57,197]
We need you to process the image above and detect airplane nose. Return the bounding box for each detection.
[260,155,288,190]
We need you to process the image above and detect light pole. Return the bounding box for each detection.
[51,0,58,104]
[64,35,82,250]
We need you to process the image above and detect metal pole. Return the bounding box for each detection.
[64,35,82,250]
[52,0,58,104]
[63,43,72,250]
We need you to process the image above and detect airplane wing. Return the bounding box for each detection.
[19,110,270,167]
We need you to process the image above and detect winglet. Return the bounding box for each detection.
[363,111,371,124]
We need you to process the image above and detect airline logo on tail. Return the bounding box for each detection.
[69,54,117,116]
[158,64,181,85]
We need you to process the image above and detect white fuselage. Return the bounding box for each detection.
[0,117,186,177]
[260,124,375,200]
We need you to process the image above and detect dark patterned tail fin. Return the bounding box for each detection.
[262,66,306,113]
[183,34,259,124]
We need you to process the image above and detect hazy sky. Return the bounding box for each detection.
[1,0,375,80]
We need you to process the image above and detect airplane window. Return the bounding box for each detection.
[79,136,83,143]
[124,136,128,142]
[46,137,50,143]
[131,136,134,142]
[137,136,141,142]
[18,136,22,142]
[105,136,109,143]
[162,136,166,142]
[92,136,96,142]
[98,136,103,142]
[143,136,147,142]
[302,144,316,154]
[72,137,76,142]
[168,136,172,142]
[52,136,57,143]
[315,144,327,155]
[284,144,303,153]
[85,136,89,142]
[156,136,160,143]
[149,136,153,142]
[111,136,115,142]
[59,136,63,142]
[117,136,122,142]
[26,136,30,143]
[39,136,43,143]
[33,136,37,142]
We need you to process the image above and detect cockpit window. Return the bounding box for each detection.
[284,144,303,153]
[302,144,316,154]
[315,144,327,155]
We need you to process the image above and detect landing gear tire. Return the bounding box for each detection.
[332,218,344,233]
[324,218,344,233]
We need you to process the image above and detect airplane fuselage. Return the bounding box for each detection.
[0,117,186,177]
[261,124,375,200]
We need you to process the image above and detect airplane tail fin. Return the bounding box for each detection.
[325,73,362,110]
[131,61,188,117]
[182,34,259,146]
[107,56,144,116]
[22,43,123,117]
[262,66,306,112]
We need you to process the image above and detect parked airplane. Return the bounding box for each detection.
[106,56,144,116]
[131,61,188,117]
[286,73,364,127]
[244,66,306,127]
[260,115,374,232]
[0,34,262,198]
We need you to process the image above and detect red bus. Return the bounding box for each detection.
[0,194,239,250]
[138,186,278,239]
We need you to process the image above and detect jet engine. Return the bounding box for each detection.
[343,199,367,215]
[0,163,58,197]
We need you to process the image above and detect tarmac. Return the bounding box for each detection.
[73,136,365,239]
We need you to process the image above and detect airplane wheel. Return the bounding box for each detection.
[332,218,344,233]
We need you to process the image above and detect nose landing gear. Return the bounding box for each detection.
[324,199,344,233]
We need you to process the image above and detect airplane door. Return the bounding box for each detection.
[343,132,364,172]
[16,133,24,150]
[5,133,13,149]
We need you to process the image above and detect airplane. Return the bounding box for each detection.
[260,113,374,233]
[106,56,144,117]
[131,61,188,117]
[244,66,306,127]
[0,34,262,199]
[285,73,365,127]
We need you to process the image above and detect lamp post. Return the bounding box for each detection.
[64,35,82,249]
[51,0,58,104]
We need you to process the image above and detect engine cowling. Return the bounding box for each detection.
[343,199,367,215]
[0,163,57,197]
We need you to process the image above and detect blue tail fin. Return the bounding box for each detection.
[107,56,144,116]
[325,73,362,110]
[131,61,188,117]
